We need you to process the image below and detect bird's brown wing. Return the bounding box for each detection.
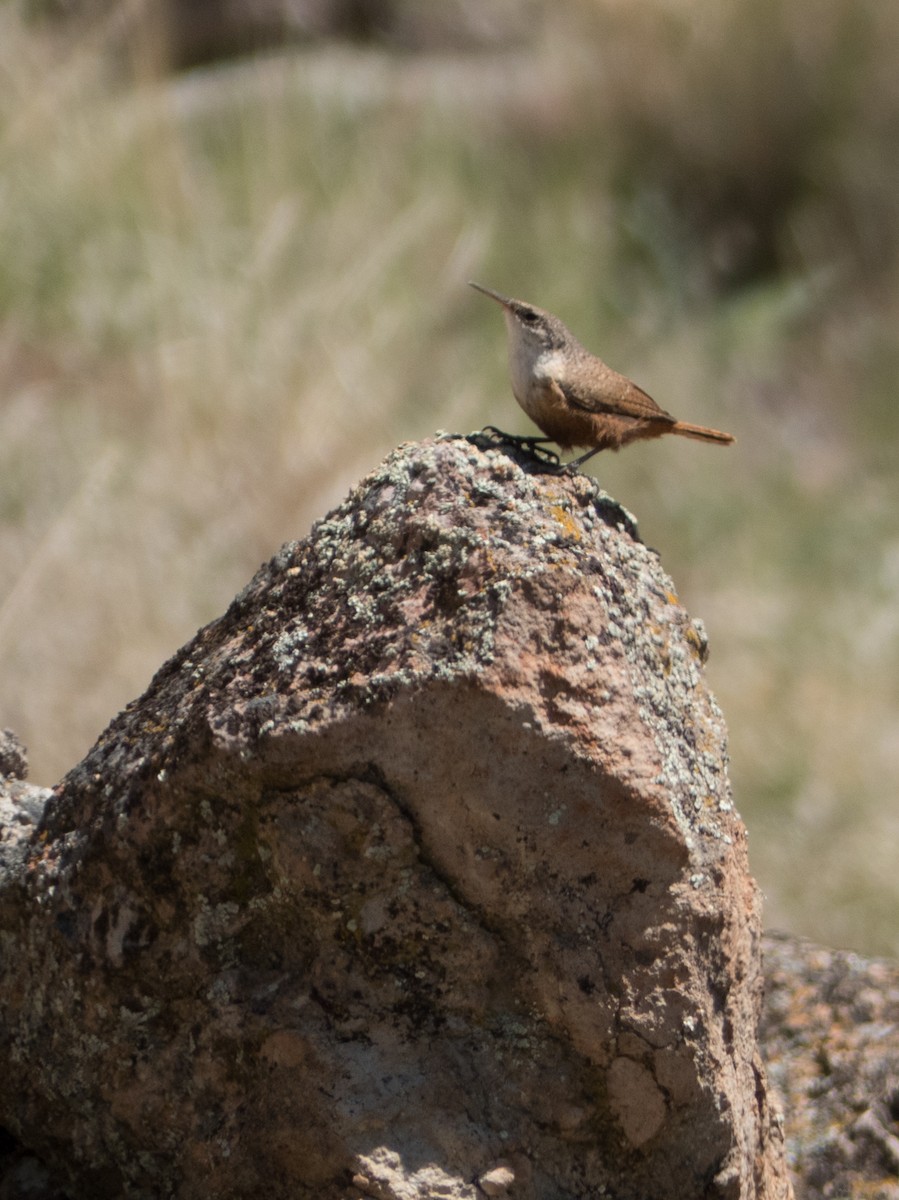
[555,363,675,424]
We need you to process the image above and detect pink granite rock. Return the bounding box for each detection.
[0,435,792,1199]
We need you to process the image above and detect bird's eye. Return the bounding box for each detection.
[520,310,538,324]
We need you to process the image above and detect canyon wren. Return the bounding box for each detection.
[470,282,735,468]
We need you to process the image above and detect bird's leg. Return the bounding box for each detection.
[565,445,602,471]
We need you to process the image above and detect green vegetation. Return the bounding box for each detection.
[2,1,898,954]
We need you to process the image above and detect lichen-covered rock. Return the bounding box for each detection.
[761,931,899,1200]
[0,729,28,782]
[0,730,52,879]
[0,436,792,1199]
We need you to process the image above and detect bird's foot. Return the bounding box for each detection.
[466,427,562,468]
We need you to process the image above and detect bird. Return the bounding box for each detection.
[470,282,735,468]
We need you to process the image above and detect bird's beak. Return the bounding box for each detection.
[468,281,513,309]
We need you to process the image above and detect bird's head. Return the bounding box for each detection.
[469,282,570,354]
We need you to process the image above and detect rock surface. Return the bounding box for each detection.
[0,729,52,878]
[0,729,28,781]
[761,932,899,1200]
[0,435,791,1199]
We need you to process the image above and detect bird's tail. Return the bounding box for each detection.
[670,421,735,445]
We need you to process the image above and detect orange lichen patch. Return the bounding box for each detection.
[684,625,706,661]
[548,503,582,541]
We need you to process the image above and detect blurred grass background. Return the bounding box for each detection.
[1,0,898,954]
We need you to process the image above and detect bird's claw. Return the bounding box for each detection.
[466,427,562,468]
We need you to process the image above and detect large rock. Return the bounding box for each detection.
[761,932,899,1200]
[0,729,51,882]
[0,435,791,1199]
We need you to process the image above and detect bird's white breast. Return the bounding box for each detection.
[505,333,565,419]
